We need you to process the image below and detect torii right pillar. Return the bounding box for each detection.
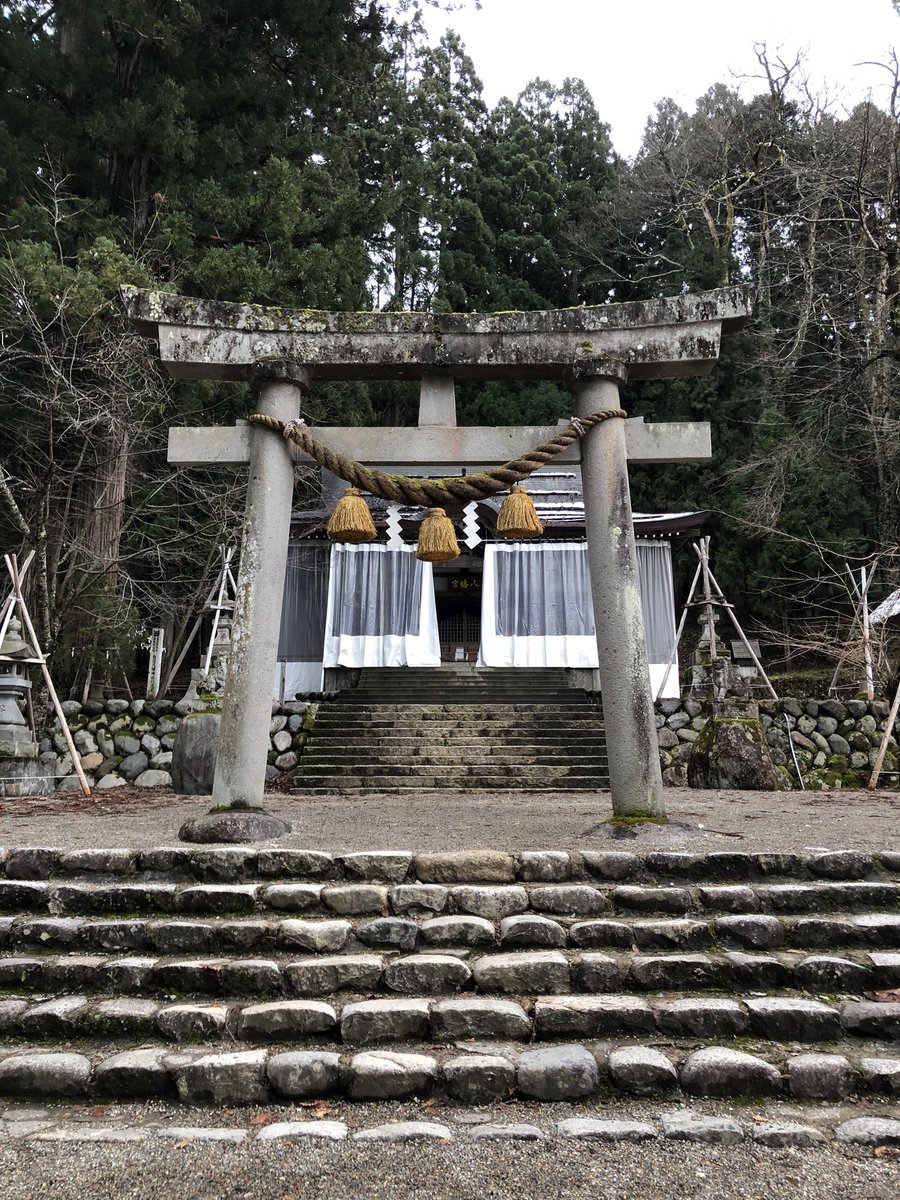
[574,363,665,818]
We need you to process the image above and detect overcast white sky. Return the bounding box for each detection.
[420,0,900,157]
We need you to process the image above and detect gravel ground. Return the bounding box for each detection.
[0,1097,898,1200]
[2,1138,897,1200]
[0,786,898,852]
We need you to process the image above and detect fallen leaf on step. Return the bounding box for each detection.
[173,1138,195,1149]
[297,1100,334,1119]
[249,1113,277,1127]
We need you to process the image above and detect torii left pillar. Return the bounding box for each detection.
[181,362,308,843]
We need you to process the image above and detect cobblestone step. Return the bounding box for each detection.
[0,1038,898,1106]
[2,844,899,1131]
[2,949,899,998]
[297,746,606,759]
[1,990,898,1044]
[3,879,900,921]
[1,1099,898,1149]
[313,706,603,719]
[4,910,900,954]
[6,847,892,885]
[294,771,609,787]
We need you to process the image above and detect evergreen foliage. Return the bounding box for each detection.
[0,1,897,687]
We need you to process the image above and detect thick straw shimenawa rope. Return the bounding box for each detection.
[247,409,626,505]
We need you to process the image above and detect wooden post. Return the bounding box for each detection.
[654,558,702,702]
[146,627,165,699]
[868,676,900,791]
[697,537,718,661]
[860,566,875,702]
[5,554,91,797]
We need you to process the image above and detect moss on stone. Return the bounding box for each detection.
[603,814,668,827]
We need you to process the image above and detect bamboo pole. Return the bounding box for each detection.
[868,675,900,791]
[653,557,703,702]
[695,537,718,661]
[6,554,91,797]
[703,561,779,700]
[859,566,875,702]
[0,550,35,649]
[202,545,234,676]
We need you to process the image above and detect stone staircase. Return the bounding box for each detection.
[295,668,608,792]
[0,844,899,1148]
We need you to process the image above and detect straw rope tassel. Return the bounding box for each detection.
[496,484,543,538]
[416,508,460,562]
[326,487,376,542]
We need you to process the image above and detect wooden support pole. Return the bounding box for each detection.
[5,554,91,797]
[696,537,719,661]
[703,560,779,701]
[860,566,875,702]
[868,675,900,791]
[0,551,35,649]
[654,557,703,702]
[202,546,235,676]
[158,567,225,697]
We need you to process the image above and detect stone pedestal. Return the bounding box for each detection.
[687,698,783,791]
[0,756,54,797]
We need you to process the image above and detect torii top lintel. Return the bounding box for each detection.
[120,285,753,383]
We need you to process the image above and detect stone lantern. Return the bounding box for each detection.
[0,614,38,758]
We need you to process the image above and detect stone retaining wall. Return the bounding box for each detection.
[44,694,898,792]
[44,699,318,792]
[656,697,899,790]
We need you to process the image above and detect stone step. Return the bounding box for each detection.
[1,1038,898,1108]
[295,775,596,789]
[304,730,604,741]
[296,753,609,766]
[5,1101,900,1149]
[2,846,896,884]
[356,668,573,680]
[302,733,605,746]
[311,718,602,730]
[297,785,609,794]
[338,696,592,700]
[294,764,608,779]
[7,879,900,918]
[311,721,603,732]
[312,706,603,720]
[2,948,899,997]
[5,910,900,953]
[314,714,601,722]
[1,988,898,1044]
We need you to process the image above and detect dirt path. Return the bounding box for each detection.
[0,786,897,852]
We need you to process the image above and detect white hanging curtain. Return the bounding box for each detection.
[480,540,679,696]
[274,542,331,699]
[480,543,599,668]
[323,544,440,668]
[635,540,679,699]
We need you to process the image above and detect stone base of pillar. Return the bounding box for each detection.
[178,809,291,844]
[584,817,703,844]
[0,754,54,797]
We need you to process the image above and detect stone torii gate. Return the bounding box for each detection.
[123,285,752,835]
